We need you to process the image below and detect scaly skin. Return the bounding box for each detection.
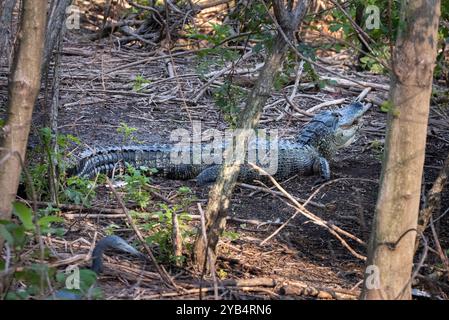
[69,102,370,184]
[68,102,369,275]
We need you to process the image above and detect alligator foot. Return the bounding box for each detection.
[196,165,220,186]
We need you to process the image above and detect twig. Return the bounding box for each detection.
[20,200,128,214]
[280,281,358,300]
[416,151,449,247]
[306,98,346,113]
[395,233,429,300]
[282,93,314,117]
[193,50,254,103]
[248,163,366,260]
[237,182,325,208]
[328,0,375,54]
[120,26,157,46]
[103,49,206,75]
[260,1,384,90]
[198,203,219,300]
[429,216,449,273]
[356,87,372,102]
[260,208,300,246]
[171,211,183,267]
[290,60,305,100]
[320,76,389,91]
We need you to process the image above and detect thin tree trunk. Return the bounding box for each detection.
[0,0,48,251]
[45,0,70,204]
[42,0,72,73]
[192,0,310,269]
[361,0,440,300]
[0,0,17,68]
[47,39,63,204]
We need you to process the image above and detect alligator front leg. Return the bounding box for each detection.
[313,157,331,184]
[196,165,221,185]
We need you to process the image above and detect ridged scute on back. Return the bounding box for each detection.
[296,111,339,146]
[74,144,171,177]
[72,143,206,178]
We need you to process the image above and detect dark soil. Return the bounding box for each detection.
[1,22,449,300]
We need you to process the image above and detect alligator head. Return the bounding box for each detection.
[298,101,371,157]
[333,101,371,148]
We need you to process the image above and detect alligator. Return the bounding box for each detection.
[52,101,370,296]
[69,101,370,185]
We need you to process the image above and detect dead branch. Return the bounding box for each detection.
[237,182,325,208]
[249,163,366,260]
[416,151,449,246]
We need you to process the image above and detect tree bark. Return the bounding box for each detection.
[192,0,310,269]
[0,0,17,68]
[0,0,48,250]
[361,0,440,300]
[42,0,72,73]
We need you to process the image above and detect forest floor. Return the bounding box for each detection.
[2,19,449,300]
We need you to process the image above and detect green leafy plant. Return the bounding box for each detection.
[62,176,96,207]
[142,188,196,265]
[54,268,103,300]
[324,0,400,74]
[0,202,71,300]
[104,223,121,236]
[213,81,247,126]
[117,122,141,144]
[144,204,193,265]
[223,230,240,241]
[217,268,228,280]
[369,139,385,162]
[121,165,156,209]
[6,264,56,299]
[27,127,89,204]
[132,74,150,92]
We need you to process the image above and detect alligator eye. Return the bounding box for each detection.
[332,112,341,118]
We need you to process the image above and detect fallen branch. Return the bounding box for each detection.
[280,281,358,300]
[237,182,325,208]
[416,151,449,247]
[320,76,389,91]
[198,203,219,300]
[248,163,366,260]
[283,93,314,117]
[306,98,346,114]
[356,87,372,102]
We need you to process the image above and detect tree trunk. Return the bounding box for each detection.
[0,0,17,68]
[192,0,310,269]
[361,0,440,300]
[355,3,369,71]
[0,0,48,250]
[43,0,72,204]
[42,0,72,73]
